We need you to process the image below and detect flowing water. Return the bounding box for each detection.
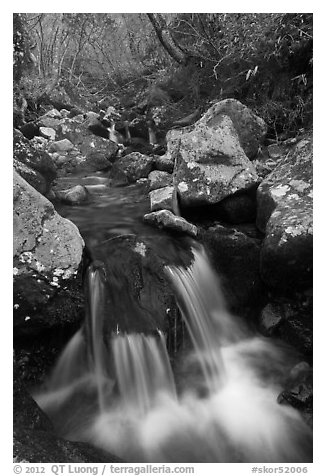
[34,173,312,463]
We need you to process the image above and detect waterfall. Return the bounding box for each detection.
[34,244,312,463]
[112,332,177,415]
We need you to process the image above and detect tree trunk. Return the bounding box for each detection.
[147,13,189,65]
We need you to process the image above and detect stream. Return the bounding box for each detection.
[34,171,313,463]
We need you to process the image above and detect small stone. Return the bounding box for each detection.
[39,127,56,141]
[48,139,74,153]
[148,170,173,191]
[149,186,176,213]
[260,303,284,335]
[144,210,198,237]
[55,185,89,205]
[267,143,283,158]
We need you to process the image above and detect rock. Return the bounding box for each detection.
[55,185,89,205]
[48,138,74,153]
[144,210,198,237]
[56,117,118,171]
[13,159,48,195]
[267,143,284,158]
[259,294,312,356]
[200,98,267,159]
[41,108,62,119]
[20,122,40,140]
[13,171,85,337]
[86,235,180,336]
[154,153,174,173]
[277,362,312,416]
[149,186,177,212]
[257,137,313,291]
[37,114,63,129]
[60,108,70,117]
[14,362,53,433]
[68,107,84,118]
[111,152,154,183]
[39,127,56,140]
[259,303,284,335]
[13,129,57,194]
[148,170,173,191]
[168,114,259,208]
[201,224,264,311]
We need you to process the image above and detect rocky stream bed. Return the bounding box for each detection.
[13,99,313,462]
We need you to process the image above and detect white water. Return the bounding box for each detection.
[35,245,312,462]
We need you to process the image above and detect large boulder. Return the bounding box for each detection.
[13,129,57,194]
[53,117,118,174]
[110,152,154,183]
[201,224,264,312]
[168,114,259,208]
[13,171,85,337]
[257,137,313,291]
[200,98,267,159]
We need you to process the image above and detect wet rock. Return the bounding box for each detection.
[257,137,313,291]
[144,210,198,237]
[149,186,177,212]
[39,127,56,140]
[86,235,181,337]
[13,129,57,194]
[200,98,267,159]
[168,114,259,208]
[259,303,284,335]
[48,138,74,153]
[13,171,85,337]
[154,153,174,173]
[259,294,312,356]
[55,185,89,205]
[278,361,312,421]
[111,152,154,183]
[201,224,264,311]
[148,170,173,191]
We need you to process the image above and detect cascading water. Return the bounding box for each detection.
[35,244,312,463]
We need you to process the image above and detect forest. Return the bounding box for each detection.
[14,13,312,137]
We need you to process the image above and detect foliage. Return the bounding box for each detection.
[13,13,36,82]
[14,13,312,137]
[166,13,313,135]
